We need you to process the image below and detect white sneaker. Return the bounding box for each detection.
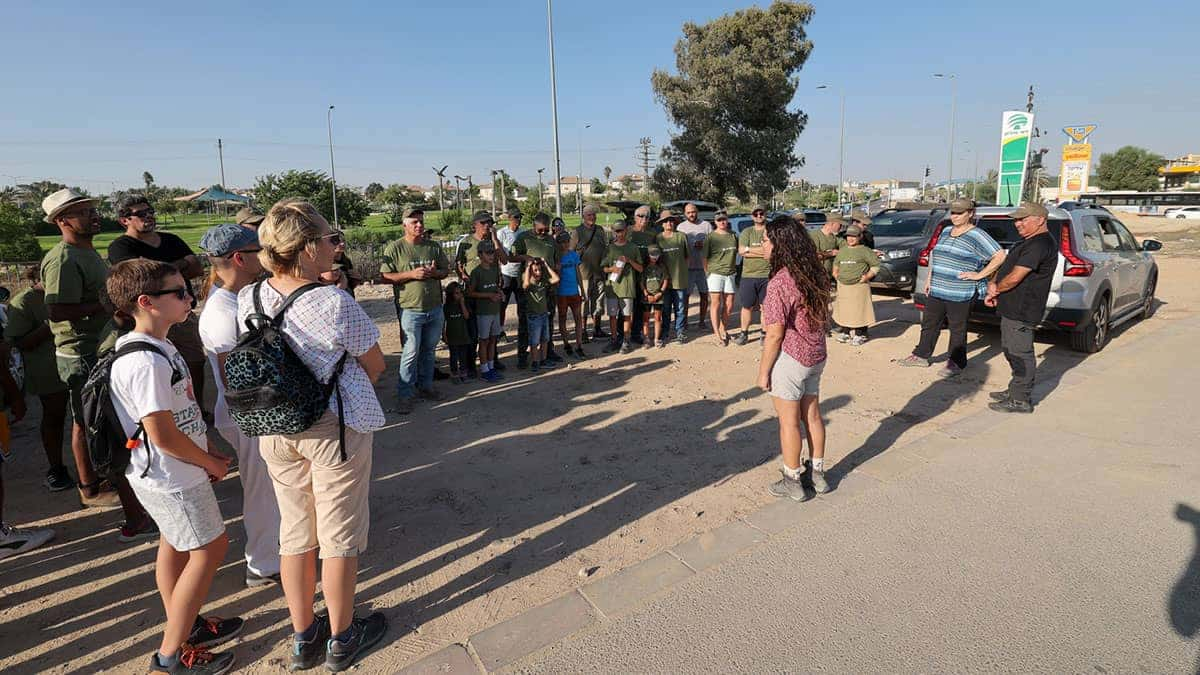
[850,334,868,346]
[0,522,55,561]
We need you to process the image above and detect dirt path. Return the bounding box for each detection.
[2,243,1196,673]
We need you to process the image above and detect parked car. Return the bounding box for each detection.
[1164,206,1200,220]
[869,209,945,295]
[912,206,1162,353]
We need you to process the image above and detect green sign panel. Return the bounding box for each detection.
[997,111,1035,207]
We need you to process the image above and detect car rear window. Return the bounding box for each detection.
[804,212,826,225]
[937,216,1064,248]
[871,213,929,237]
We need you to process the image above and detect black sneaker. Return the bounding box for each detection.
[563,344,575,356]
[592,327,608,341]
[492,359,507,372]
[989,398,1033,414]
[150,646,235,674]
[433,368,450,381]
[325,612,387,673]
[290,614,330,671]
[44,466,74,492]
[188,615,244,650]
[988,390,1010,402]
[601,340,620,354]
[517,358,529,370]
[630,336,645,345]
[546,351,564,363]
[733,332,748,346]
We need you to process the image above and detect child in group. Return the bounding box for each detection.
[641,246,670,349]
[831,225,879,346]
[523,257,561,372]
[106,259,241,674]
[555,231,586,358]
[468,241,505,382]
[442,282,473,383]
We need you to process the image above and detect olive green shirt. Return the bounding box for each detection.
[40,241,110,357]
[443,300,472,346]
[601,241,642,299]
[455,235,492,276]
[572,224,609,272]
[702,230,739,277]
[380,238,450,312]
[3,288,66,395]
[642,263,668,301]
[833,245,880,285]
[656,231,690,290]
[808,229,840,274]
[513,232,560,274]
[629,230,657,262]
[738,226,770,278]
[523,277,552,315]
[469,264,503,316]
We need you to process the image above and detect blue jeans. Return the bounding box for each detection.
[398,306,444,399]
[663,289,686,336]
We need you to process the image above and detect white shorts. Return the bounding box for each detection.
[476,313,502,338]
[769,353,825,401]
[706,274,737,294]
[130,480,225,551]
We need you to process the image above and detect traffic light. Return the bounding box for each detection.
[924,166,931,178]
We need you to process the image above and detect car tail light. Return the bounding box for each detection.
[1060,222,1093,277]
[914,303,926,310]
[917,222,949,267]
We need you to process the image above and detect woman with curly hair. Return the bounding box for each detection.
[757,215,832,501]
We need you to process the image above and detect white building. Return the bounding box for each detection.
[545,176,594,198]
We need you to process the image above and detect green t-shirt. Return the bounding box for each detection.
[642,263,668,301]
[808,229,840,274]
[3,288,66,395]
[523,277,552,315]
[40,241,110,357]
[656,231,690,290]
[380,238,449,311]
[629,230,657,262]
[513,232,560,274]
[702,230,739,276]
[833,245,880,284]
[443,300,472,346]
[738,226,770,278]
[455,235,491,276]
[469,264,502,316]
[573,224,609,272]
[601,241,642,299]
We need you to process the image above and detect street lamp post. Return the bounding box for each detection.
[327,106,338,228]
[537,168,545,212]
[490,170,498,215]
[934,73,957,202]
[546,0,564,217]
[467,175,474,213]
[453,175,465,211]
[816,85,845,210]
[577,124,590,215]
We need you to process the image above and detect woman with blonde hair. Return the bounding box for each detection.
[235,199,387,672]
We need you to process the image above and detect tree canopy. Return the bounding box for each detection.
[650,1,814,203]
[1097,146,1165,192]
[251,170,370,227]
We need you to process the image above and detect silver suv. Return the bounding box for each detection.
[912,206,1162,353]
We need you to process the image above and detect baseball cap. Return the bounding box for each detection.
[845,225,863,236]
[235,206,265,226]
[200,223,260,257]
[477,240,497,253]
[656,209,679,224]
[505,206,523,219]
[401,204,424,219]
[471,210,494,224]
[827,212,845,225]
[752,204,768,214]
[648,245,662,257]
[850,209,871,224]
[554,231,571,243]
[1010,202,1049,219]
[714,210,729,221]
[949,198,976,214]
[611,219,627,231]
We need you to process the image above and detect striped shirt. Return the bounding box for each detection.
[928,227,1002,303]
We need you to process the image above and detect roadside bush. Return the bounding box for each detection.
[0,202,44,261]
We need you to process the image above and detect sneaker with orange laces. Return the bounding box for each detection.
[187,616,244,650]
[149,644,235,674]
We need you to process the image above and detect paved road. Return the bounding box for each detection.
[509,317,1200,673]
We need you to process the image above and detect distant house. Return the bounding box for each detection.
[546,175,594,198]
[608,173,647,192]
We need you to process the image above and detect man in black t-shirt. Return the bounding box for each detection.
[984,202,1058,413]
[107,194,210,418]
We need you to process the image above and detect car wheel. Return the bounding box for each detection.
[1177,214,1187,219]
[1070,295,1110,353]
[1140,275,1157,320]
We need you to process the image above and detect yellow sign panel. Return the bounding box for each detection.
[1063,125,1097,143]
[1062,143,1093,162]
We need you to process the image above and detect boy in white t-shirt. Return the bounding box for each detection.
[197,223,281,588]
[106,259,241,675]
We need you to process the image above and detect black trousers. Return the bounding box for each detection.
[501,276,530,363]
[913,296,971,368]
[1001,317,1037,403]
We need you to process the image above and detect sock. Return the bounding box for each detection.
[480,362,492,374]
[332,624,359,644]
[157,651,180,668]
[296,618,321,642]
[812,457,825,472]
[783,463,803,480]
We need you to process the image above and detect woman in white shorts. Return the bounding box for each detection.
[702,211,740,344]
[757,215,833,501]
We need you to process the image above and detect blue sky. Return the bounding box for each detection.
[2,0,1196,195]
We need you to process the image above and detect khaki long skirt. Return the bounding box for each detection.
[833,281,875,328]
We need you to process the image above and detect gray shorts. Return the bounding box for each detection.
[476,313,502,338]
[770,352,825,401]
[130,480,225,551]
[686,269,708,295]
[606,297,635,317]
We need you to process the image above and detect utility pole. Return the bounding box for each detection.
[433,165,448,212]
[546,0,563,217]
[499,170,507,213]
[537,168,545,212]
[327,106,338,228]
[577,124,590,215]
[490,170,498,215]
[636,137,655,188]
[453,175,465,211]
[217,138,226,218]
[467,175,475,213]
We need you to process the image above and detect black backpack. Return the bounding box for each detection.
[224,282,349,459]
[81,341,183,480]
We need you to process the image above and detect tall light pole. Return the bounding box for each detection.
[577,123,590,214]
[327,106,338,228]
[433,165,448,212]
[537,168,545,212]
[453,175,466,211]
[546,0,563,217]
[466,175,475,212]
[934,73,957,202]
[490,170,498,214]
[816,85,844,210]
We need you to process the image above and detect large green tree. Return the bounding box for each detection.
[1097,146,1165,192]
[650,1,814,203]
[0,202,44,260]
[251,170,370,227]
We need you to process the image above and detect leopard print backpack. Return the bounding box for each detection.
[224,282,350,460]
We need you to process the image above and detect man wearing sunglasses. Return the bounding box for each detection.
[108,195,210,421]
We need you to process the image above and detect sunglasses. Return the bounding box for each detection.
[752,211,766,216]
[146,286,190,301]
[128,208,155,219]
[64,207,100,219]
[317,232,345,246]
[225,247,262,259]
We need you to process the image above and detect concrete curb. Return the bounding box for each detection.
[399,312,1200,674]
